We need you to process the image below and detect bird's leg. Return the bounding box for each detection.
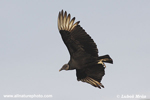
[103,63,106,68]
[98,60,106,68]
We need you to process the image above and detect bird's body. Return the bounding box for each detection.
[68,49,96,69]
[58,10,113,89]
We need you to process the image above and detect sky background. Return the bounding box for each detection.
[0,0,150,100]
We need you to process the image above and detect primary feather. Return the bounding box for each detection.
[58,10,98,57]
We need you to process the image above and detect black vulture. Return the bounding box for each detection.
[58,10,113,89]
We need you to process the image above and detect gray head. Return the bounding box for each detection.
[59,64,69,71]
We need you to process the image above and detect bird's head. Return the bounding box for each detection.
[59,64,69,72]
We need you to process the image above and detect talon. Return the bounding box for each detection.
[103,63,106,68]
[98,60,106,68]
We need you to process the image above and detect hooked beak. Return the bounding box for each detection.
[59,68,62,72]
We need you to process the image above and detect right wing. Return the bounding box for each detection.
[58,10,98,57]
[76,64,105,89]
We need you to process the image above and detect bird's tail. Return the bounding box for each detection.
[98,55,113,67]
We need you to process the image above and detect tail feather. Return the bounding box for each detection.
[98,55,113,64]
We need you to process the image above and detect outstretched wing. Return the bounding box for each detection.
[76,64,105,89]
[58,10,98,57]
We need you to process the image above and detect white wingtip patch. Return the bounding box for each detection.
[58,10,80,32]
[80,77,104,89]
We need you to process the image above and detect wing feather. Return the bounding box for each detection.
[66,14,71,31]
[63,11,67,30]
[68,17,75,31]
[58,12,61,30]
[80,77,103,89]
[60,10,63,30]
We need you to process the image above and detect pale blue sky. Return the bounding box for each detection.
[0,0,150,100]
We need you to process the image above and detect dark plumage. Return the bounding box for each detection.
[58,10,113,89]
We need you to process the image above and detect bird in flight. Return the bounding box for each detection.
[58,10,113,89]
